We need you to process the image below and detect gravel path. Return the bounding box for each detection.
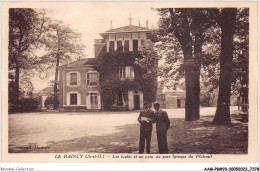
[9,106,245,154]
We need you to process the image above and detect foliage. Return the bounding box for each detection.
[201,8,249,97]
[39,20,85,109]
[44,95,55,108]
[136,40,160,79]
[155,8,218,120]
[232,8,249,97]
[10,97,40,113]
[156,8,219,89]
[9,8,47,70]
[200,87,218,107]
[95,51,157,110]
[155,8,248,122]
[39,20,85,69]
[9,8,48,112]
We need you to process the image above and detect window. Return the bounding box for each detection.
[109,41,114,52]
[133,40,138,51]
[70,73,77,85]
[87,72,99,86]
[90,93,98,109]
[130,66,134,79]
[119,66,134,80]
[70,93,77,105]
[124,40,129,52]
[117,41,123,52]
[119,67,126,79]
[117,90,123,106]
[87,92,100,109]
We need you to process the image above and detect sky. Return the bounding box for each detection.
[46,7,160,58]
[32,6,160,92]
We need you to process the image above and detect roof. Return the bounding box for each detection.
[94,43,106,57]
[163,87,185,93]
[83,58,99,65]
[105,25,149,33]
[66,58,89,67]
[35,86,53,97]
[60,58,98,68]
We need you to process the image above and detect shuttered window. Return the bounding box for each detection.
[90,93,98,109]
[70,73,77,85]
[87,72,99,86]
[87,92,101,109]
[70,93,77,105]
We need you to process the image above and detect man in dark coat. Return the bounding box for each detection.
[138,102,155,154]
[153,103,170,154]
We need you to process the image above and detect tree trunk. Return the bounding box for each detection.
[194,33,203,120]
[185,69,196,121]
[14,61,20,112]
[207,95,211,107]
[169,8,199,121]
[53,54,60,109]
[180,10,196,121]
[183,46,196,121]
[213,8,237,125]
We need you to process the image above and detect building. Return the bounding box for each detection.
[58,20,154,111]
[164,88,186,109]
[58,58,100,111]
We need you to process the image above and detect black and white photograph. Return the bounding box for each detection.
[1,1,258,166]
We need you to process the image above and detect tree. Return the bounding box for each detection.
[156,8,217,120]
[40,20,84,109]
[199,8,248,114]
[213,8,237,125]
[136,39,160,79]
[232,8,249,110]
[9,8,47,112]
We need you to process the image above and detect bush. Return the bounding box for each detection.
[44,95,55,109]
[18,98,40,112]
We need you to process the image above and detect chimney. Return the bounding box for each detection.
[128,13,133,25]
[146,20,149,28]
[110,21,113,30]
[139,21,141,27]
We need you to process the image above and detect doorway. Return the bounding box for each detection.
[134,95,140,110]
[177,98,181,108]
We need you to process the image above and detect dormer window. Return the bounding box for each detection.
[119,66,134,80]
[124,40,129,52]
[133,40,138,51]
[117,40,123,52]
[109,41,114,52]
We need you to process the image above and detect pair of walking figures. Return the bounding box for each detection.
[138,102,170,154]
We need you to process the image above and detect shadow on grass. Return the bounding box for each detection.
[9,113,248,154]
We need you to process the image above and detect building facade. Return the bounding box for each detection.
[164,90,186,109]
[59,22,152,111]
